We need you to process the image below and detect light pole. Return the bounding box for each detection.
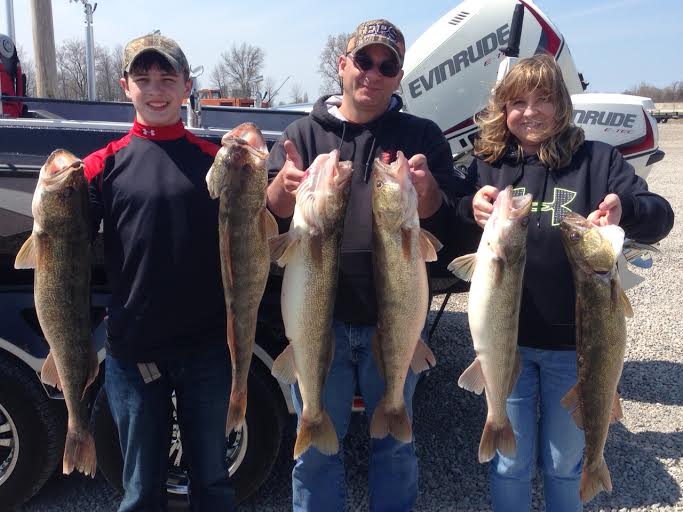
[250,75,263,107]
[4,0,15,42]
[71,0,97,101]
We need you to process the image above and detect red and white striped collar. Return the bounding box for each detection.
[131,119,186,140]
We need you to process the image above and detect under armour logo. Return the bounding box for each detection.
[142,128,156,136]
[513,187,577,226]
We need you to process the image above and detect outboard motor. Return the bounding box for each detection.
[400,0,663,180]
[0,34,26,118]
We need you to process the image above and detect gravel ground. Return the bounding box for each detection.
[18,123,682,511]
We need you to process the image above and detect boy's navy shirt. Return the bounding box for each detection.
[85,119,226,362]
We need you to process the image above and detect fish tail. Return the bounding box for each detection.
[478,417,516,463]
[370,399,413,444]
[226,388,247,432]
[579,458,612,502]
[293,412,339,459]
[63,428,97,477]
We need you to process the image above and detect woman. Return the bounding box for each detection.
[456,53,674,511]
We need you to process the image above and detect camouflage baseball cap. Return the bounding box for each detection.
[122,33,190,75]
[347,19,406,65]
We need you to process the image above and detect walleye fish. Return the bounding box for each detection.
[559,211,632,502]
[370,151,440,444]
[449,185,533,463]
[206,122,279,432]
[270,149,352,459]
[14,149,98,476]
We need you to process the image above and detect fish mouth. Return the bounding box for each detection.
[559,212,592,240]
[510,193,533,219]
[222,122,268,156]
[41,150,84,192]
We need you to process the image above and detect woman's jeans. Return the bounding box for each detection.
[490,346,584,512]
[291,320,419,512]
[105,343,236,512]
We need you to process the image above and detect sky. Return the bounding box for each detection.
[2,0,682,102]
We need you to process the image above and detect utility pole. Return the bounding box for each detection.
[72,0,97,100]
[4,0,15,42]
[29,0,58,98]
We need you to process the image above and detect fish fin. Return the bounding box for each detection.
[271,344,297,384]
[410,338,437,373]
[371,331,385,380]
[293,412,339,459]
[227,387,247,432]
[491,258,504,288]
[448,253,477,282]
[40,353,62,391]
[418,229,441,262]
[478,418,516,463]
[15,234,37,269]
[327,331,336,373]
[620,288,634,318]
[421,228,443,253]
[63,429,97,477]
[560,384,585,430]
[401,228,412,261]
[262,208,279,240]
[269,233,297,267]
[309,234,323,267]
[457,358,485,395]
[609,393,624,424]
[370,398,413,443]
[508,350,522,396]
[579,457,612,502]
[221,226,234,288]
[81,346,100,400]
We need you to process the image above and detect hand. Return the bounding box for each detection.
[587,193,622,226]
[473,186,499,228]
[408,154,443,218]
[280,140,306,194]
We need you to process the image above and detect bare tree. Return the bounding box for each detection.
[95,44,126,101]
[208,62,230,97]
[263,76,280,106]
[318,33,350,95]
[289,82,308,104]
[56,38,88,99]
[213,43,265,98]
[16,46,37,97]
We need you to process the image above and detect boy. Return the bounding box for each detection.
[84,34,235,511]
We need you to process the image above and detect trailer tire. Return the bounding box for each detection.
[0,356,66,509]
[92,360,285,504]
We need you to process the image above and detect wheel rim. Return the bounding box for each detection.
[0,402,19,487]
[166,403,249,495]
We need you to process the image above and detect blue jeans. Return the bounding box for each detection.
[105,343,236,512]
[291,320,419,512]
[490,347,584,512]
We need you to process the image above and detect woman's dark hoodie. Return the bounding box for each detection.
[457,140,674,349]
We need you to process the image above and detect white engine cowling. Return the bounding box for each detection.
[400,0,663,180]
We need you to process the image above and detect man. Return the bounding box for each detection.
[267,19,456,512]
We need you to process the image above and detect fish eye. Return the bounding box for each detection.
[570,232,581,242]
[375,181,383,189]
[521,216,530,227]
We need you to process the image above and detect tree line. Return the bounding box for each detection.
[623,81,682,104]
[18,34,680,107]
[16,32,349,105]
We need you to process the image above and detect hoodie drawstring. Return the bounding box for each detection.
[537,167,550,228]
[338,121,348,154]
[364,136,377,183]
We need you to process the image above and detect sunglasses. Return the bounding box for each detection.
[346,51,401,78]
